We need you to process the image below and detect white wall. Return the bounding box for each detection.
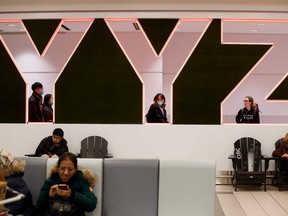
[222,33,288,123]
[0,123,286,171]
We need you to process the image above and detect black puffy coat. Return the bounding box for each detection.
[5,173,36,216]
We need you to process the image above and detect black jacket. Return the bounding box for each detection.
[28,92,43,122]
[235,107,260,124]
[35,136,68,157]
[5,173,36,216]
[43,104,53,122]
[146,104,168,123]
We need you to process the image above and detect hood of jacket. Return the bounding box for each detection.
[49,165,97,187]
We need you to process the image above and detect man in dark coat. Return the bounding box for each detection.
[28,82,44,122]
[35,128,68,158]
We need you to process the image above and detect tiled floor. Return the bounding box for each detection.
[216,185,288,216]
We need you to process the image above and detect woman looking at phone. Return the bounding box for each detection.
[36,152,97,216]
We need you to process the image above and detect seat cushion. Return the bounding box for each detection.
[21,157,48,205]
[103,159,159,216]
[158,160,216,216]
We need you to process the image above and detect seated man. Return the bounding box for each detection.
[35,128,68,158]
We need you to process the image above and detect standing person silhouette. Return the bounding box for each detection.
[28,82,44,122]
[43,94,53,122]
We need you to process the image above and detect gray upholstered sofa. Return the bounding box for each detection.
[21,158,216,216]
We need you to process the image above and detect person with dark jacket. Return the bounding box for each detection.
[29,82,44,122]
[235,96,260,124]
[0,149,36,216]
[36,152,97,216]
[35,128,68,158]
[43,94,53,122]
[146,93,169,123]
[273,133,288,172]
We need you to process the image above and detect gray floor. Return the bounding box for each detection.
[216,185,288,216]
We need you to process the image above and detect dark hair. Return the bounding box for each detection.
[57,152,78,169]
[53,128,64,138]
[245,96,254,104]
[153,93,166,108]
[44,94,52,106]
[31,82,43,92]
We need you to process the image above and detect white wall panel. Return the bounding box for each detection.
[0,123,285,171]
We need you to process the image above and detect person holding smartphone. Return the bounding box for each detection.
[36,152,97,216]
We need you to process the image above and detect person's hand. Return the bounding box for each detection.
[49,185,58,197]
[57,185,71,199]
[51,154,59,158]
[41,154,49,158]
[281,153,288,158]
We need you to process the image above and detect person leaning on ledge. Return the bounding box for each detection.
[145,93,169,123]
[235,96,260,124]
[35,128,68,158]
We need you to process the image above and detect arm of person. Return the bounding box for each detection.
[153,107,168,123]
[254,110,260,123]
[70,181,97,212]
[55,141,69,157]
[235,109,242,123]
[35,138,48,156]
[272,145,284,157]
[36,180,53,213]
[28,99,37,122]
[42,106,49,121]
[5,188,25,215]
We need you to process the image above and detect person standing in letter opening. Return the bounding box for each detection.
[28,82,44,122]
[43,94,53,122]
[146,93,169,123]
[235,96,260,124]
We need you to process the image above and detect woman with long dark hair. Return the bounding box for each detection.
[235,96,260,124]
[146,93,169,123]
[43,94,53,122]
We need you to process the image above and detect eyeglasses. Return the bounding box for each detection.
[59,166,75,173]
[243,100,250,102]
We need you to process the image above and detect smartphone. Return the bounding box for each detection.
[58,185,68,190]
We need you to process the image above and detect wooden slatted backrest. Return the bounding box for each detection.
[81,136,108,158]
[234,137,262,172]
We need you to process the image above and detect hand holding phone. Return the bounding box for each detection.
[58,184,68,190]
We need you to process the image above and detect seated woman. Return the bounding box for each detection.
[0,149,36,215]
[36,152,97,216]
[146,93,169,123]
[273,133,288,171]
